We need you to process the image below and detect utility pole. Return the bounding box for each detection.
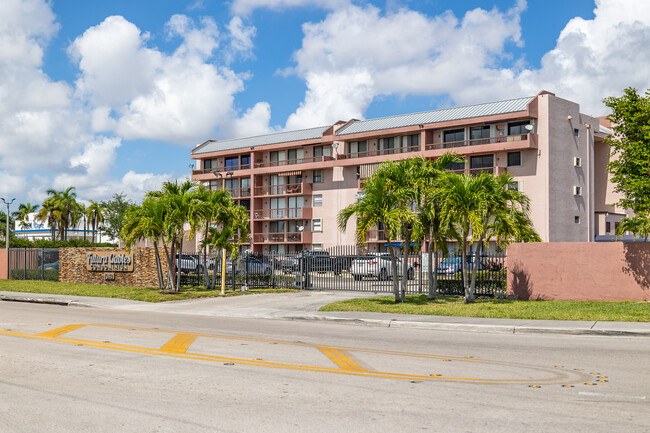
[1,198,15,249]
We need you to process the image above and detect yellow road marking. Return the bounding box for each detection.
[160,333,198,354]
[1,325,598,385]
[318,347,366,372]
[38,324,87,338]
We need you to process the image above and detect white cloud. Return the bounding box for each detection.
[70,14,271,145]
[231,0,349,16]
[285,2,526,128]
[227,101,275,138]
[227,16,256,60]
[286,0,650,126]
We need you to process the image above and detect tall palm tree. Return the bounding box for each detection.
[436,172,492,303]
[36,197,63,240]
[85,200,105,243]
[147,180,198,291]
[338,166,406,302]
[416,153,464,300]
[121,197,168,290]
[13,202,40,231]
[46,187,78,240]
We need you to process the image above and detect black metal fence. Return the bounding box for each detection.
[178,248,506,297]
[8,248,60,281]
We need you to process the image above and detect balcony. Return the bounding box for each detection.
[225,187,251,198]
[192,164,251,176]
[252,207,313,220]
[425,133,534,151]
[339,145,420,159]
[253,231,313,244]
[254,155,334,169]
[253,182,312,197]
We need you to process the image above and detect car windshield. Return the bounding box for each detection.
[440,258,461,265]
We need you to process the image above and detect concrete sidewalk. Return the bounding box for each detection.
[1,290,649,337]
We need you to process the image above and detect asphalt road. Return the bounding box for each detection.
[0,302,648,433]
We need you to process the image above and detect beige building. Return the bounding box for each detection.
[190,91,628,253]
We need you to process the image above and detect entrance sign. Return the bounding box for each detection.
[86,252,134,272]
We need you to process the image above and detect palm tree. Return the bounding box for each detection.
[436,172,492,303]
[121,197,168,290]
[416,153,464,300]
[338,166,406,302]
[85,200,105,243]
[615,215,650,240]
[36,197,63,240]
[13,202,40,231]
[46,187,78,240]
[147,180,198,291]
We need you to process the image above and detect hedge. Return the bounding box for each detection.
[10,269,59,281]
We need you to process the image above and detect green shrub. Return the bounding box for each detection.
[10,269,59,281]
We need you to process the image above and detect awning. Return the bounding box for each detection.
[384,242,417,247]
[278,170,302,176]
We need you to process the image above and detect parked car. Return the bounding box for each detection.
[350,255,414,281]
[216,256,272,276]
[436,256,483,275]
[281,251,348,275]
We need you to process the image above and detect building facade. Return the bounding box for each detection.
[190,91,628,253]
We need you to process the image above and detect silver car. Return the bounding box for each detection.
[350,255,414,281]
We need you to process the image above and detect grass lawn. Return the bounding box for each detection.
[319,294,650,322]
[0,280,297,303]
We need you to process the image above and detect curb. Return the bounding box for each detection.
[2,295,649,338]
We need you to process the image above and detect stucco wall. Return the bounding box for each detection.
[0,249,7,279]
[507,243,650,301]
[59,247,168,288]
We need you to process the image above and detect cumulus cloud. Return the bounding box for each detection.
[286,0,650,127]
[231,0,349,16]
[285,2,526,128]
[69,14,270,145]
[227,16,257,61]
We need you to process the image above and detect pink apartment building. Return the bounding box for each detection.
[190,91,628,254]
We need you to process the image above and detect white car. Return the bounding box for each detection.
[350,255,414,281]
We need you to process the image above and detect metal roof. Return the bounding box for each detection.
[599,124,613,135]
[192,125,330,155]
[336,96,534,136]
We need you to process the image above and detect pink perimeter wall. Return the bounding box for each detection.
[0,250,7,279]
[507,242,650,301]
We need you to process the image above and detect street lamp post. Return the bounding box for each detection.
[1,198,15,249]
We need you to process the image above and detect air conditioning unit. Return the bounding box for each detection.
[573,157,582,167]
[573,186,582,196]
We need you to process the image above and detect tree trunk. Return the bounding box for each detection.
[461,234,474,303]
[176,235,183,291]
[385,228,401,302]
[153,242,164,290]
[427,239,437,300]
[400,227,411,303]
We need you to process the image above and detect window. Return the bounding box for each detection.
[574,186,582,196]
[606,221,611,233]
[402,134,420,151]
[470,126,490,144]
[575,216,580,224]
[269,221,286,233]
[287,148,304,164]
[313,145,331,159]
[203,159,216,170]
[574,157,582,167]
[240,155,251,169]
[379,137,397,155]
[225,157,239,170]
[313,194,323,207]
[470,155,494,173]
[313,219,322,232]
[507,151,522,167]
[240,177,251,196]
[349,141,367,157]
[508,121,531,136]
[313,169,323,183]
[445,161,465,172]
[312,244,323,251]
[507,181,522,192]
[573,128,579,137]
[444,129,465,145]
[208,180,218,191]
[270,151,285,166]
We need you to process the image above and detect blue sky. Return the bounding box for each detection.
[1,0,649,209]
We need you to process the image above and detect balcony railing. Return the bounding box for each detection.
[425,134,529,151]
[252,207,313,220]
[225,187,251,198]
[253,231,312,243]
[450,167,495,176]
[366,230,387,242]
[192,164,251,176]
[339,145,420,159]
[253,182,312,197]
[254,155,334,169]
